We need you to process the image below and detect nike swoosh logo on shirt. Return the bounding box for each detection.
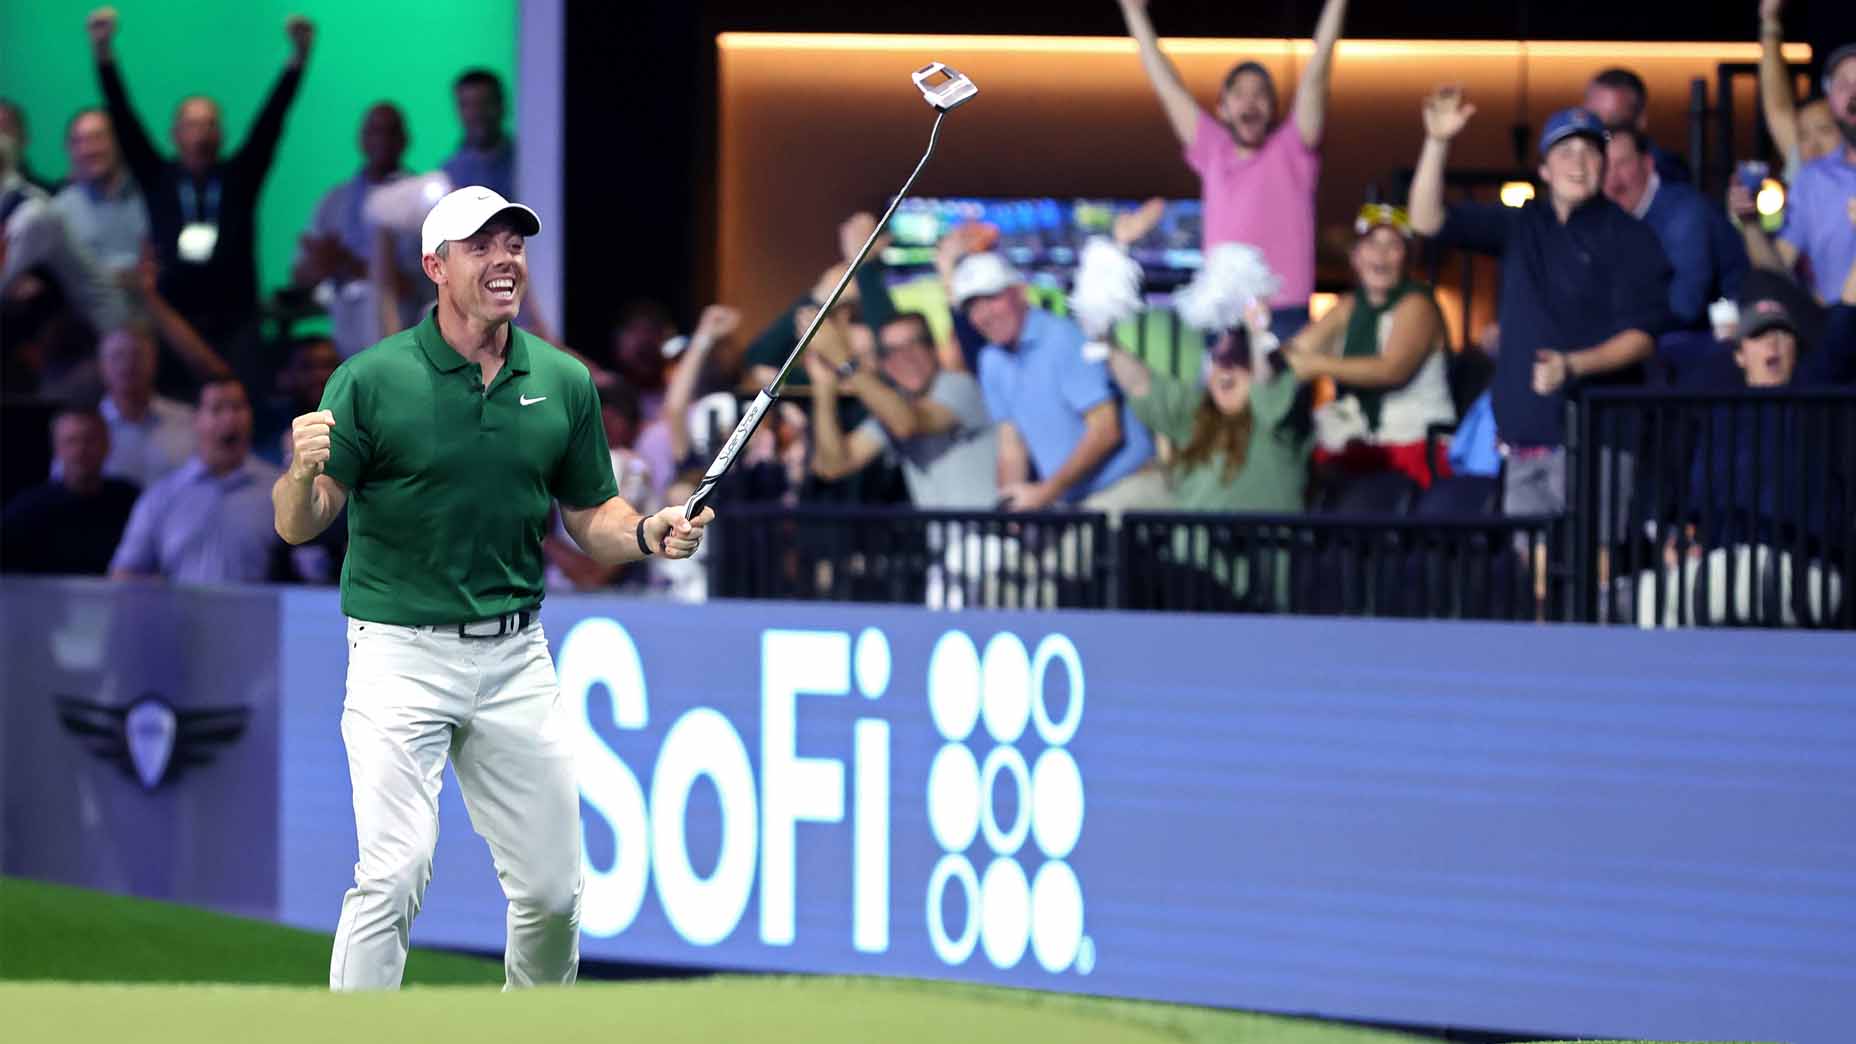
[519,394,548,406]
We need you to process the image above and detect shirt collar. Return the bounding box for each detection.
[414,309,531,376]
[1631,172,1662,220]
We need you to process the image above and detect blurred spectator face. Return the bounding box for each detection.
[359,104,408,175]
[1349,226,1408,298]
[0,100,24,157]
[1829,57,1856,146]
[1538,136,1605,211]
[433,218,526,325]
[1582,83,1644,131]
[1217,69,1274,149]
[455,81,504,149]
[877,316,938,397]
[1205,339,1253,418]
[64,110,120,186]
[99,328,156,399]
[601,402,638,450]
[195,380,254,472]
[1602,133,1654,213]
[612,307,674,390]
[1736,328,1798,387]
[53,412,109,489]
[1798,99,1841,164]
[964,286,1029,349]
[281,339,340,411]
[172,97,223,171]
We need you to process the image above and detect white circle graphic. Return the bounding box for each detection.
[926,742,981,852]
[980,632,1031,743]
[1030,748,1084,859]
[926,853,980,966]
[854,627,891,699]
[1031,860,1084,973]
[979,857,1031,969]
[1030,633,1085,747]
[979,744,1031,855]
[927,631,982,742]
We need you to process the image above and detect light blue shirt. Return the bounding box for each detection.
[100,394,195,489]
[1778,150,1856,302]
[1448,391,1501,478]
[110,455,283,583]
[441,138,515,199]
[51,174,150,273]
[977,307,1154,501]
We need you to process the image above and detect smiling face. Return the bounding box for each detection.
[1736,328,1798,387]
[1540,135,1606,212]
[1217,67,1275,149]
[1350,226,1409,298]
[171,97,222,172]
[964,285,1029,350]
[426,217,526,325]
[877,316,938,397]
[65,110,120,186]
[1603,132,1654,213]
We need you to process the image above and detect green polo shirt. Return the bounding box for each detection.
[318,312,619,625]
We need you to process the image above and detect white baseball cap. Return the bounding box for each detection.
[950,252,1025,308]
[420,185,541,257]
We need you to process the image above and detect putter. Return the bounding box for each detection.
[682,62,978,520]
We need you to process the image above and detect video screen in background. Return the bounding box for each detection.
[883,197,1203,291]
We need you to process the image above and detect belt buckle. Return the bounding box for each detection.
[457,614,510,639]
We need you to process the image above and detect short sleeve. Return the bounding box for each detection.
[1434,202,1517,257]
[977,348,1011,422]
[109,486,162,574]
[1266,119,1320,186]
[1057,350,1116,415]
[316,362,373,488]
[552,371,621,508]
[1183,110,1224,177]
[1776,168,1814,251]
[1129,372,1206,445]
[930,372,991,432]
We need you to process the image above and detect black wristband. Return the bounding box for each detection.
[636,517,655,558]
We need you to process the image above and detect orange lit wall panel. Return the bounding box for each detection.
[716,35,1807,343]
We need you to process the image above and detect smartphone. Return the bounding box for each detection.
[1736,160,1770,194]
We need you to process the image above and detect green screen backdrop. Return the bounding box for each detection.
[0,0,517,303]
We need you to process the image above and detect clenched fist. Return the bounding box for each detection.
[646,505,715,561]
[87,7,118,57]
[289,410,335,480]
[285,14,314,59]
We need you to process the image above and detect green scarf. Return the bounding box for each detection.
[1338,280,1423,432]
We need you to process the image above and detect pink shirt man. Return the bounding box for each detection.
[1185,111,1320,310]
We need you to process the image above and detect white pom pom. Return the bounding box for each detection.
[1174,242,1280,332]
[364,172,454,233]
[1069,236,1145,339]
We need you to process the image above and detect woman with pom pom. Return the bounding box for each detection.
[1077,199,1312,515]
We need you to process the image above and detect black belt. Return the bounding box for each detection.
[423,610,535,639]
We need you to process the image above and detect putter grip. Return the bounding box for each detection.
[683,388,778,520]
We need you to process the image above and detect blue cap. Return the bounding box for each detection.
[1538,107,1609,157]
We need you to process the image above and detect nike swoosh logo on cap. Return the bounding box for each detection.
[520,394,547,406]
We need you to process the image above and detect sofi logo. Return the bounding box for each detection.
[557,619,1088,974]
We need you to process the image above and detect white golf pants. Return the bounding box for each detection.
[329,617,582,990]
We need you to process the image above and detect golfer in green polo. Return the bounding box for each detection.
[272,185,712,991]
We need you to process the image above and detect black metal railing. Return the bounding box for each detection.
[1573,388,1855,629]
[1118,512,1558,620]
[708,505,1113,609]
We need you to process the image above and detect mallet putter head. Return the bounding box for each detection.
[913,62,978,111]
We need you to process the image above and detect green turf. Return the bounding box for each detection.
[0,876,500,985]
[0,876,1734,1044]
